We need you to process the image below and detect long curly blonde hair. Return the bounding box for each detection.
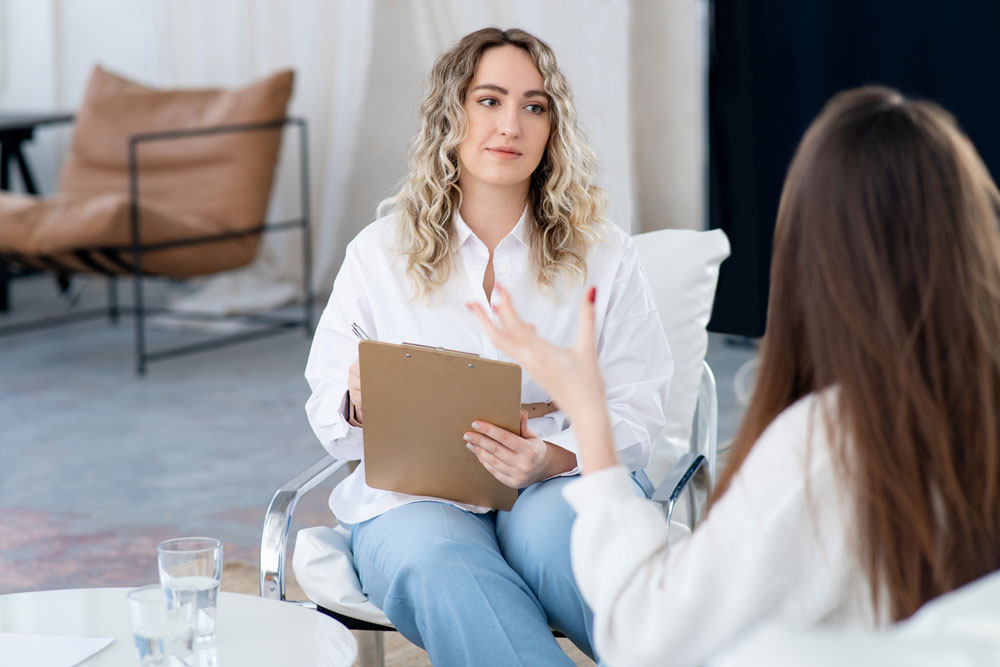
[379,27,607,298]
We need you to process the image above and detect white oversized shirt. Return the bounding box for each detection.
[562,390,884,667]
[305,209,673,525]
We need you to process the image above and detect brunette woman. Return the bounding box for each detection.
[473,86,1000,666]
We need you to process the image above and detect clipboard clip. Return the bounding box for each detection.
[402,341,481,358]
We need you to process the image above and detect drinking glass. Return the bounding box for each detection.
[157,537,223,643]
[126,584,195,666]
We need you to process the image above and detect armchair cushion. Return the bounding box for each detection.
[633,229,730,484]
[0,192,252,275]
[0,66,294,276]
[293,525,394,628]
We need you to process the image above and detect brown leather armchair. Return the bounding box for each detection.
[0,66,312,374]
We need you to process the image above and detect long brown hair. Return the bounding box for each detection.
[713,86,1000,621]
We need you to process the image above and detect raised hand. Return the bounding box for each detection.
[467,283,618,473]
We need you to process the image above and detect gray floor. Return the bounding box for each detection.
[0,274,757,594]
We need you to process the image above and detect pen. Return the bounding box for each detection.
[351,322,371,340]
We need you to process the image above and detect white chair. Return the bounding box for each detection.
[260,228,731,665]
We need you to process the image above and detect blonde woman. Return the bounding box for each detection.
[472,86,1000,665]
[305,28,672,665]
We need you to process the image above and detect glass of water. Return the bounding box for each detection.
[157,537,223,644]
[126,584,195,666]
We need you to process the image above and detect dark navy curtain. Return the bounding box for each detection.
[708,0,1000,336]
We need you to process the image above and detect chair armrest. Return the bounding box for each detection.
[129,117,302,146]
[651,452,710,529]
[260,455,350,601]
[45,115,76,128]
[692,360,719,479]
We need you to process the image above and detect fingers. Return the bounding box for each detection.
[347,359,362,414]
[491,283,531,338]
[466,302,509,351]
[466,434,519,480]
[466,302,493,331]
[471,449,518,488]
[467,288,556,371]
[519,410,538,439]
[574,286,597,353]
[467,420,527,456]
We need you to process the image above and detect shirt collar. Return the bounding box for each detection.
[453,205,530,250]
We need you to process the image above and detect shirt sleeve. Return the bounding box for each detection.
[304,240,373,461]
[563,396,859,667]
[544,240,673,473]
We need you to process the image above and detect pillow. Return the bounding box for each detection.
[292,525,394,627]
[60,65,294,233]
[633,229,730,485]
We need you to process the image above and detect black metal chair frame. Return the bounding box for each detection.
[0,112,78,311]
[0,117,313,375]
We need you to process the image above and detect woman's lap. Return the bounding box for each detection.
[349,477,592,665]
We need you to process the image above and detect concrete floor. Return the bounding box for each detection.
[0,273,756,595]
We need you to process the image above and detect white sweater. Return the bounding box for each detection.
[563,391,884,667]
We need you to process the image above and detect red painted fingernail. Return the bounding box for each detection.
[588,287,596,303]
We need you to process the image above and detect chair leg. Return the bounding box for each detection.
[107,276,119,324]
[0,261,9,313]
[355,631,385,667]
[297,117,314,337]
[300,215,313,336]
[132,273,146,376]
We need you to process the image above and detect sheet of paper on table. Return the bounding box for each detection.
[0,632,114,667]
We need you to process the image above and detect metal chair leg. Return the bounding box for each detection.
[0,261,9,312]
[297,118,314,337]
[132,273,146,376]
[107,276,119,324]
[356,631,386,667]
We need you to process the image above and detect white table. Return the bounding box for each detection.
[0,587,357,666]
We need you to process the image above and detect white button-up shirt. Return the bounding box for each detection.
[305,210,673,525]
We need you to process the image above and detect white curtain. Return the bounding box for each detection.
[0,0,705,311]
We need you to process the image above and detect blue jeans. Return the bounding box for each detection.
[350,475,593,666]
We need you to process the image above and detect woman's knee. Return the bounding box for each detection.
[396,533,501,586]
[353,505,500,593]
[496,476,578,572]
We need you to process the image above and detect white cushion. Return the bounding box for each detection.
[633,229,730,485]
[292,525,394,627]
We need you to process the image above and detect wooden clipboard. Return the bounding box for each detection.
[359,340,521,511]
